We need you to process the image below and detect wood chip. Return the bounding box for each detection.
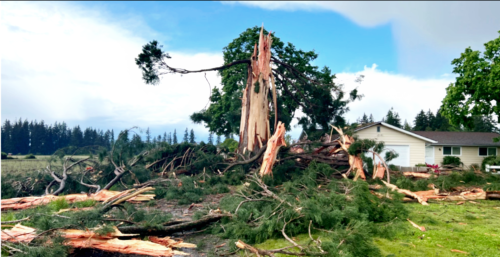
[407,219,426,232]
[436,244,443,247]
[456,201,465,205]
[451,249,468,254]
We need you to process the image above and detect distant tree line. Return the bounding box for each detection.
[357,108,499,133]
[1,119,232,155]
[1,119,116,155]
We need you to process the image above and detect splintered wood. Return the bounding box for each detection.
[1,189,155,211]
[259,121,286,176]
[330,125,366,180]
[60,228,193,256]
[2,224,195,256]
[239,25,273,153]
[1,224,37,243]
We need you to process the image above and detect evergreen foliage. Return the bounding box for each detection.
[189,129,196,144]
[208,132,214,145]
[173,129,178,144]
[384,107,402,128]
[217,162,408,256]
[183,128,189,143]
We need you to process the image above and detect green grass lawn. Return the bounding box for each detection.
[374,200,500,257]
[252,200,500,257]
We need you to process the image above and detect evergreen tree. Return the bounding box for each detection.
[71,126,84,147]
[130,134,144,154]
[468,115,499,133]
[403,120,412,131]
[111,129,115,146]
[208,132,214,145]
[167,132,172,145]
[157,135,162,145]
[369,114,374,123]
[173,130,178,144]
[426,109,436,131]
[183,128,189,143]
[162,132,167,143]
[216,134,221,145]
[413,110,428,131]
[384,107,402,128]
[145,127,151,144]
[189,129,196,144]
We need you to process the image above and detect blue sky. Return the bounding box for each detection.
[80,1,398,74]
[2,1,500,141]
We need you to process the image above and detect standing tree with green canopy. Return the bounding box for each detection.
[441,31,500,141]
[136,26,361,154]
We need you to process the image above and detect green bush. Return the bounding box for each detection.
[442,156,461,166]
[220,138,238,152]
[482,155,500,171]
[389,164,400,171]
[24,153,36,159]
[1,152,7,159]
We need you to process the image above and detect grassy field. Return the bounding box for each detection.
[375,200,500,257]
[254,200,500,257]
[1,155,90,175]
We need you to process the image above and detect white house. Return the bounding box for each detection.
[353,122,500,168]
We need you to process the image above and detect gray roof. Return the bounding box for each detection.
[412,131,500,146]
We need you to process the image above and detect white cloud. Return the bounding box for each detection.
[1,2,222,138]
[335,64,454,125]
[230,1,500,76]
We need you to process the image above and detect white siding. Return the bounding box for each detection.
[354,125,427,167]
[433,146,500,167]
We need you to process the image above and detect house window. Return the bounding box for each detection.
[443,146,461,156]
[479,147,497,156]
[377,126,380,132]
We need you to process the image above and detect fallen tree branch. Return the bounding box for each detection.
[222,145,267,173]
[118,214,231,236]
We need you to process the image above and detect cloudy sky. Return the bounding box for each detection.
[2,1,499,141]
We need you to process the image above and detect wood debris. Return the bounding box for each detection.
[149,236,197,248]
[1,224,37,243]
[331,125,366,180]
[403,172,432,179]
[407,219,426,232]
[259,121,286,177]
[1,189,155,211]
[60,228,191,256]
[373,162,385,179]
[451,249,468,254]
[382,181,429,205]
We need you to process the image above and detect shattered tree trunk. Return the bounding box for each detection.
[239,26,274,154]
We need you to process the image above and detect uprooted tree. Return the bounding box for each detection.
[135,26,362,155]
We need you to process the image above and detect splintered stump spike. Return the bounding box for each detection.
[259,121,286,177]
[239,25,273,153]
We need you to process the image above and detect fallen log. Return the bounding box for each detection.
[1,189,155,211]
[118,214,231,236]
[487,191,500,200]
[382,181,429,205]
